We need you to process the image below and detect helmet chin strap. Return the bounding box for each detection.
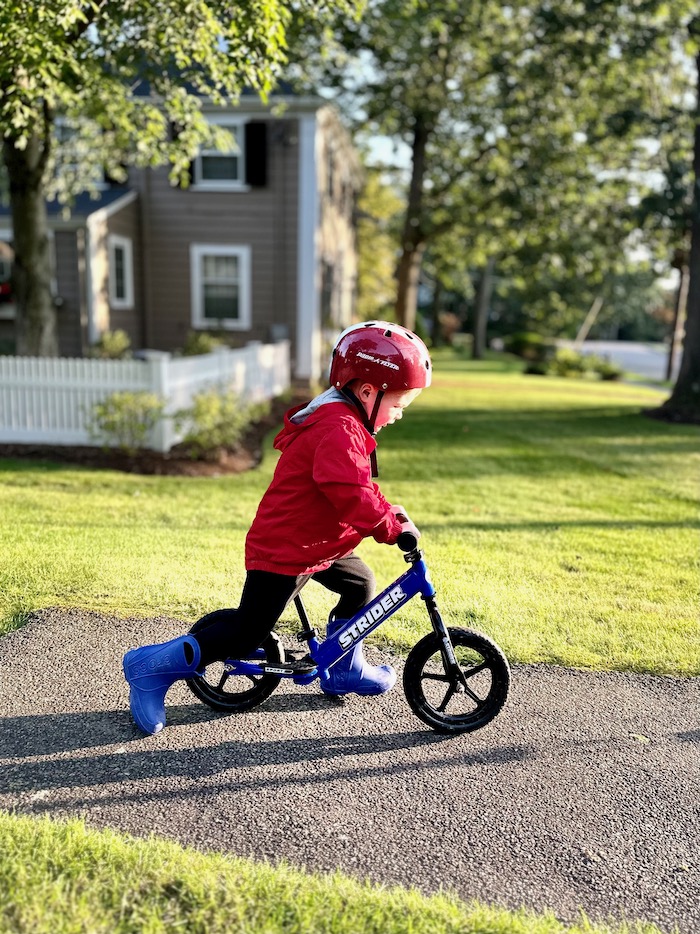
[341,387,385,478]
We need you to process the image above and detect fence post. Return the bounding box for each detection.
[143,351,171,452]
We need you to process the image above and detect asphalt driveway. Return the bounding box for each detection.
[1,608,698,933]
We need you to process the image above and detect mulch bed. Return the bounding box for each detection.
[0,392,306,477]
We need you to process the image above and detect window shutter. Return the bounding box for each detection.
[245,121,268,187]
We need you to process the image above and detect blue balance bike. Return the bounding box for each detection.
[186,533,510,734]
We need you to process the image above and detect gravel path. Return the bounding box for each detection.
[1,608,698,933]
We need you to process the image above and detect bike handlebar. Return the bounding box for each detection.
[397,531,419,552]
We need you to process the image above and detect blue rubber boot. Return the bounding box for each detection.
[123,635,201,735]
[320,618,396,696]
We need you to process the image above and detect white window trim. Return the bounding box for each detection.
[191,118,250,192]
[108,234,134,309]
[190,243,252,331]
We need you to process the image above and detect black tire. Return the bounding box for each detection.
[185,627,284,713]
[403,627,510,734]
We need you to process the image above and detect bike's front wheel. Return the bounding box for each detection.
[185,627,284,713]
[403,627,510,734]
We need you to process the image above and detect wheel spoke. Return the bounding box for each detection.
[422,671,450,683]
[462,683,483,705]
[437,683,457,712]
[216,671,229,691]
[462,660,490,679]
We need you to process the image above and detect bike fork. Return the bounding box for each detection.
[424,595,469,692]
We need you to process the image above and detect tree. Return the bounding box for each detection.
[0,0,357,356]
[649,17,700,420]
[299,0,698,367]
[354,167,404,320]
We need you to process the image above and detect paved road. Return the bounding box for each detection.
[557,340,678,382]
[1,609,698,933]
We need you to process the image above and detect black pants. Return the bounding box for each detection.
[192,554,376,667]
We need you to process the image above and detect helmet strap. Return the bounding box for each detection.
[341,386,384,478]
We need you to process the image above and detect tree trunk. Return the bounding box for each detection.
[2,133,58,357]
[656,46,700,420]
[395,114,430,330]
[472,256,496,360]
[431,278,443,347]
[574,294,605,346]
[394,243,425,331]
[666,263,689,382]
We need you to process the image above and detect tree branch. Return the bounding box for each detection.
[67,1,113,42]
[427,143,500,201]
[35,99,54,181]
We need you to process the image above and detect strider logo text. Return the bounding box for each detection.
[337,586,406,649]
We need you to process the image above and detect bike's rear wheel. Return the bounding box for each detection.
[185,624,284,713]
[403,627,510,734]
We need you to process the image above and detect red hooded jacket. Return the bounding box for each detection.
[245,392,402,576]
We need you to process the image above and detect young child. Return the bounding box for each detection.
[123,321,432,734]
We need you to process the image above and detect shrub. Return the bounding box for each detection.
[588,355,624,381]
[548,347,590,378]
[437,311,462,345]
[451,332,473,352]
[503,331,555,362]
[90,329,132,359]
[523,361,549,376]
[181,331,224,356]
[86,392,165,456]
[175,388,270,460]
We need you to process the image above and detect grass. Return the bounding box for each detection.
[0,349,697,675]
[0,350,694,934]
[0,812,670,934]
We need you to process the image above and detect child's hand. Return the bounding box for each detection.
[399,517,421,540]
[390,504,420,541]
[391,504,420,539]
[390,504,410,523]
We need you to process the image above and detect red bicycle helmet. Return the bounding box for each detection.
[330,321,432,392]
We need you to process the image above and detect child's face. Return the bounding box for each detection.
[358,385,422,430]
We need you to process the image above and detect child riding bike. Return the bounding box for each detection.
[123,321,432,735]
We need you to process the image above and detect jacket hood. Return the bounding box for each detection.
[274,388,364,454]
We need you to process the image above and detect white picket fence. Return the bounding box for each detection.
[0,341,290,453]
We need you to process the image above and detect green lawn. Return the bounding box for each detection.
[0,351,696,934]
[1,350,697,675]
[0,813,668,934]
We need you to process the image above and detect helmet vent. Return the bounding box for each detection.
[383,329,392,337]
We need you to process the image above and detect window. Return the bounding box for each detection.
[190,244,251,330]
[193,120,246,189]
[108,234,134,309]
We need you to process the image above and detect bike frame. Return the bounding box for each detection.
[226,549,466,687]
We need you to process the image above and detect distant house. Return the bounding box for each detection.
[0,92,362,381]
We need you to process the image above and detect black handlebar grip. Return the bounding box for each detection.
[397,531,419,552]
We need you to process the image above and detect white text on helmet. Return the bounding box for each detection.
[356,351,400,370]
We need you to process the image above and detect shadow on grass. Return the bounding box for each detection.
[378,405,700,481]
[423,518,700,533]
[0,458,70,473]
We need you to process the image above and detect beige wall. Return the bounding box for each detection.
[105,198,144,349]
[54,230,85,357]
[131,116,300,354]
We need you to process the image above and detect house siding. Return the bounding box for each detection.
[55,230,85,357]
[105,198,144,349]
[132,116,300,355]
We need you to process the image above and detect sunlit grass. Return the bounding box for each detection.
[0,350,697,675]
[0,813,668,934]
